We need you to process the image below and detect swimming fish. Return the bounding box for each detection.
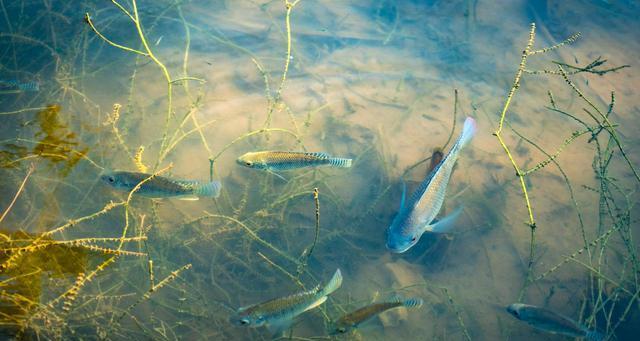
[0,79,39,92]
[230,269,342,332]
[330,297,423,335]
[100,170,221,200]
[236,151,352,174]
[386,117,476,253]
[507,303,603,341]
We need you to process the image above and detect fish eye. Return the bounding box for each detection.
[338,327,347,333]
[239,318,249,325]
[108,176,115,183]
[411,236,417,242]
[245,161,252,166]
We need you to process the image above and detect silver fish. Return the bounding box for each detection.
[236,151,352,172]
[507,303,603,341]
[230,269,342,331]
[386,117,476,253]
[100,170,221,200]
[330,297,423,335]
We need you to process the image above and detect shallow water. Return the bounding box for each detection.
[1,0,639,340]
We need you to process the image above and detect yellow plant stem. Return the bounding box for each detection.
[0,163,34,224]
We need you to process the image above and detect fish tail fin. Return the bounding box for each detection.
[328,157,352,168]
[321,269,343,296]
[402,298,424,308]
[457,117,477,149]
[194,181,221,198]
[585,330,604,341]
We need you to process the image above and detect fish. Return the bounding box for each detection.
[330,297,423,335]
[507,303,603,341]
[386,117,476,253]
[100,170,221,200]
[230,269,343,332]
[236,151,352,174]
[0,79,39,92]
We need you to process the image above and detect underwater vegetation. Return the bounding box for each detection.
[0,0,639,340]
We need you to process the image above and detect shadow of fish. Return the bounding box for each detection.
[330,297,423,335]
[427,148,444,175]
[230,269,342,334]
[100,170,221,200]
[386,117,476,253]
[507,303,603,341]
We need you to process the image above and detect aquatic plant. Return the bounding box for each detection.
[492,23,638,340]
[0,0,637,340]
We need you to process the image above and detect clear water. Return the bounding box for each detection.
[1,0,639,340]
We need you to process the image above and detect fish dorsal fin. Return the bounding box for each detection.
[306,152,329,159]
[267,170,287,182]
[399,180,407,212]
[387,294,403,304]
[174,179,199,188]
[407,166,439,208]
[267,317,295,338]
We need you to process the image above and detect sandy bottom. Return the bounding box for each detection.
[1,0,639,340]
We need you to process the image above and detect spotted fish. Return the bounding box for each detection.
[100,170,221,200]
[330,297,423,335]
[386,117,476,253]
[230,269,342,332]
[507,303,603,341]
[236,151,352,173]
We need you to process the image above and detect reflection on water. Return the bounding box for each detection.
[0,0,639,340]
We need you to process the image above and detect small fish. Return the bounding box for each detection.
[100,170,221,200]
[230,269,342,332]
[0,79,39,92]
[236,151,352,173]
[330,297,423,335]
[386,117,476,253]
[507,303,603,341]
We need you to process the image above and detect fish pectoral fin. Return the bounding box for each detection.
[423,205,463,234]
[303,296,327,313]
[267,318,294,337]
[267,170,287,182]
[399,179,407,212]
[176,195,200,201]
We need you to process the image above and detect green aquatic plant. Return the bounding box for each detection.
[492,23,639,340]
